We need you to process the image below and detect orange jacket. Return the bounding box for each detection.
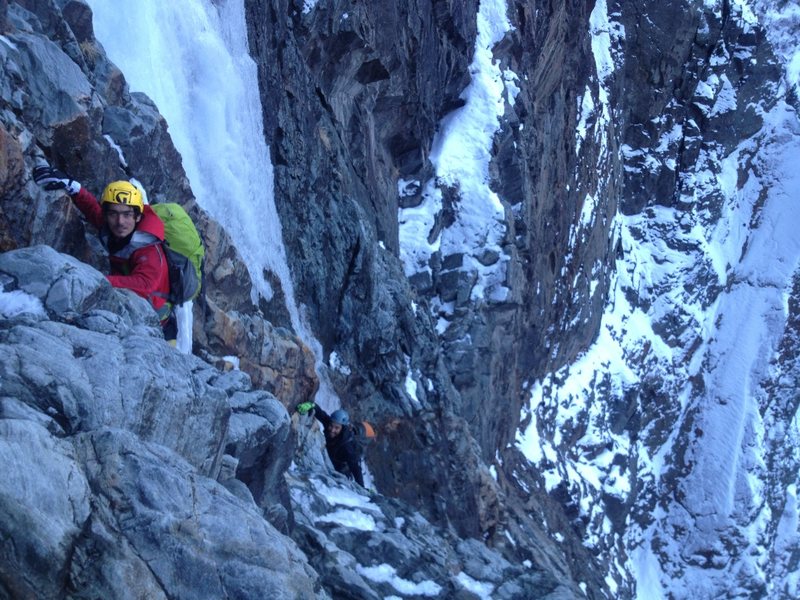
[71,188,171,319]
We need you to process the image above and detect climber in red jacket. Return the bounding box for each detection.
[33,166,176,343]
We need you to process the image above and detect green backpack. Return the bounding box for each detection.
[151,203,205,305]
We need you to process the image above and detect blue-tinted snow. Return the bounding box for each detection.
[398,0,516,310]
[356,563,442,597]
[328,351,352,376]
[221,355,240,369]
[709,75,737,116]
[315,478,377,511]
[520,0,800,595]
[317,508,377,531]
[0,287,45,318]
[589,0,616,83]
[586,0,624,166]
[775,483,799,596]
[404,366,421,407]
[302,0,319,15]
[456,572,495,599]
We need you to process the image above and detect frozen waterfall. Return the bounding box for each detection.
[86,0,339,405]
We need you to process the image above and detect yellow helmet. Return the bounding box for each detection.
[101,181,143,212]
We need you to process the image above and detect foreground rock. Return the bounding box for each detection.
[0,246,321,599]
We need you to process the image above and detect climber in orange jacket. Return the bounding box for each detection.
[34,166,176,342]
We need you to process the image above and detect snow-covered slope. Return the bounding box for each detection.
[518,0,800,596]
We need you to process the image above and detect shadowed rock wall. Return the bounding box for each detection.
[244,0,615,593]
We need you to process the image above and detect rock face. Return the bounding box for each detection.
[244,0,800,596]
[0,244,573,599]
[286,465,573,600]
[0,0,317,409]
[2,0,797,598]
[245,0,613,591]
[0,246,319,599]
[0,1,580,595]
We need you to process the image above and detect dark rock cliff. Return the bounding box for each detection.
[245,0,614,591]
[243,0,799,596]
[247,0,612,468]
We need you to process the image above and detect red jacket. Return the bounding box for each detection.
[71,188,171,319]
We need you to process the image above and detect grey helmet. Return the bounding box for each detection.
[331,409,350,426]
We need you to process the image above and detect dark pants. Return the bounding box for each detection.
[162,311,178,342]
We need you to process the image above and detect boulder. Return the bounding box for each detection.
[225,388,295,531]
[0,245,323,598]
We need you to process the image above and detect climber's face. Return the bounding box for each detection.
[105,206,141,239]
[326,422,342,439]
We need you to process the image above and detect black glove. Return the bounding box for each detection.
[33,166,81,195]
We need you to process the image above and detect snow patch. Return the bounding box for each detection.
[0,288,46,319]
[398,0,514,307]
[317,508,376,531]
[356,563,442,596]
[456,572,495,599]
